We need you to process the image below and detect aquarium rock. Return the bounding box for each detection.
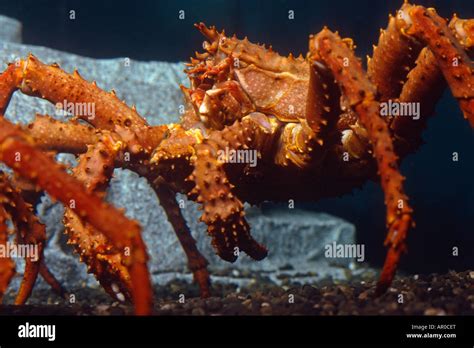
[0,15,22,43]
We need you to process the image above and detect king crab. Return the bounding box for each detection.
[0,3,472,315]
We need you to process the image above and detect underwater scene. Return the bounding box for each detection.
[0,0,472,345]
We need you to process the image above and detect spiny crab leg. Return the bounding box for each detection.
[188,112,277,262]
[367,3,424,102]
[397,4,474,127]
[38,261,67,299]
[26,114,100,154]
[3,177,46,305]
[0,199,14,303]
[148,128,214,297]
[0,117,153,315]
[0,55,167,153]
[311,29,414,295]
[0,55,145,130]
[153,179,211,298]
[0,173,63,304]
[370,11,474,154]
[64,133,136,302]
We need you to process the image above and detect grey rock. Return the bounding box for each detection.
[0,17,360,295]
[0,15,22,43]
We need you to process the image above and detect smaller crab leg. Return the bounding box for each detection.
[390,47,446,154]
[5,177,66,303]
[153,180,210,298]
[367,3,424,101]
[396,4,474,127]
[0,56,167,155]
[0,55,146,130]
[0,203,14,303]
[26,114,99,153]
[0,117,152,314]
[311,29,414,294]
[385,16,474,154]
[305,53,342,135]
[5,175,66,301]
[2,178,46,305]
[39,261,67,299]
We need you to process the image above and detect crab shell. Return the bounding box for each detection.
[184,23,312,129]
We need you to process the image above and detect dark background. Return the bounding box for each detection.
[0,0,472,274]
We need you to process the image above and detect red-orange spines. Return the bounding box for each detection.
[195,23,307,76]
[315,29,377,104]
[368,10,423,101]
[4,184,46,305]
[0,173,50,304]
[398,5,474,124]
[314,29,413,290]
[188,119,267,261]
[0,62,23,115]
[303,58,341,164]
[392,47,446,153]
[0,118,152,314]
[13,55,147,130]
[450,17,474,56]
[64,136,133,301]
[26,114,99,153]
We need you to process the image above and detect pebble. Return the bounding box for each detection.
[205,298,223,312]
[160,303,174,311]
[260,302,272,315]
[358,290,370,301]
[424,308,447,316]
[191,307,206,316]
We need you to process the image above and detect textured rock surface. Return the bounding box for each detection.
[0,15,360,294]
[0,16,22,43]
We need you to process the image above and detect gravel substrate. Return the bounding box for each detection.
[0,270,472,316]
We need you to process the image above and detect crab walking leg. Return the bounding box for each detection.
[367,3,424,101]
[39,261,67,298]
[0,202,15,303]
[5,185,47,305]
[188,113,277,262]
[275,50,342,168]
[0,117,152,315]
[64,134,138,302]
[26,114,99,153]
[0,55,167,154]
[382,16,474,154]
[153,181,211,298]
[312,29,414,294]
[5,174,66,300]
[396,4,474,127]
[0,55,146,129]
[390,47,446,154]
